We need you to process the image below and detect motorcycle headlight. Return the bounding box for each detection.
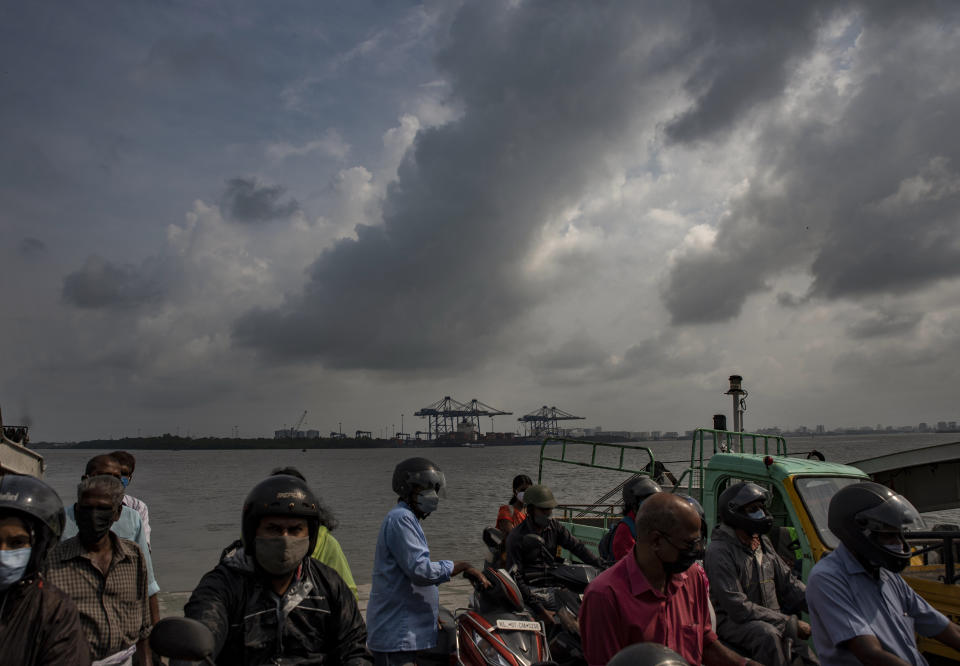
[472,630,512,666]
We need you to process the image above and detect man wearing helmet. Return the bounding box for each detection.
[184,474,370,665]
[504,483,603,624]
[0,474,89,665]
[611,475,662,561]
[807,481,960,665]
[704,482,817,666]
[367,457,488,666]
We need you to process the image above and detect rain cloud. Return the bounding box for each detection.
[220,177,300,224]
[662,3,960,325]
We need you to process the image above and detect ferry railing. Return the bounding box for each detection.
[681,428,789,502]
[538,437,656,519]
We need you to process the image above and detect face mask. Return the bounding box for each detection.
[255,536,309,575]
[416,489,440,515]
[883,543,907,554]
[515,491,525,503]
[533,513,550,528]
[120,476,131,489]
[662,546,704,574]
[746,509,766,520]
[75,505,115,546]
[0,548,32,590]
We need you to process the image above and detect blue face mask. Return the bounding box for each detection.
[746,509,766,521]
[120,476,131,489]
[0,548,32,590]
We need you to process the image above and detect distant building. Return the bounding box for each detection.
[919,422,929,432]
[937,421,948,431]
[816,424,825,434]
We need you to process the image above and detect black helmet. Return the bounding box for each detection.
[0,474,66,574]
[392,457,446,497]
[718,482,774,535]
[241,475,320,559]
[681,494,708,539]
[607,643,687,666]
[828,481,924,572]
[623,475,661,511]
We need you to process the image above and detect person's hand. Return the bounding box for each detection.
[464,567,492,589]
[797,620,812,640]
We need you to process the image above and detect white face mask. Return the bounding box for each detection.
[883,543,906,554]
[515,491,525,503]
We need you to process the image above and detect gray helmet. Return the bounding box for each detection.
[0,474,66,574]
[719,482,774,535]
[623,475,661,511]
[523,484,558,509]
[828,481,923,572]
[392,457,446,497]
[608,643,687,666]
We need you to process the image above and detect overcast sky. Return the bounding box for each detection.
[3,1,960,441]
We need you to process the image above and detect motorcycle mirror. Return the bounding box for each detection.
[149,617,215,663]
[483,526,505,549]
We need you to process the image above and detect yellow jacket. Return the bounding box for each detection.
[311,525,359,599]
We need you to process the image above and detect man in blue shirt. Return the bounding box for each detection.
[807,482,960,665]
[366,457,488,666]
[61,454,160,623]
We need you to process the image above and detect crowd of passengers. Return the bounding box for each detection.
[0,452,959,666]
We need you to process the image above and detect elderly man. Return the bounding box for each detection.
[581,493,758,666]
[185,473,370,665]
[46,475,152,666]
[705,482,817,666]
[61,454,160,623]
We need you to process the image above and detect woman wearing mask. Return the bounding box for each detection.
[0,474,90,665]
[496,474,533,535]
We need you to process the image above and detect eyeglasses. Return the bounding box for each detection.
[658,531,705,552]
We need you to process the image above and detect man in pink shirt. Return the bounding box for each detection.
[581,493,758,666]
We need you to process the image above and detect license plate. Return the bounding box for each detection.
[496,619,542,632]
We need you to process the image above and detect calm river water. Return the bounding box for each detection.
[40,433,960,593]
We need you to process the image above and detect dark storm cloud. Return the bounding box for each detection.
[663,3,960,324]
[528,333,710,384]
[138,33,251,83]
[18,237,46,256]
[234,0,698,369]
[62,256,164,310]
[846,310,921,340]
[220,178,300,224]
[665,3,829,144]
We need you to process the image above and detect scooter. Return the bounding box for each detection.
[419,564,554,666]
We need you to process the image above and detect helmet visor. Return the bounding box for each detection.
[856,492,925,533]
[728,482,771,510]
[406,469,447,498]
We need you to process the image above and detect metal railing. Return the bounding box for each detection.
[906,530,960,585]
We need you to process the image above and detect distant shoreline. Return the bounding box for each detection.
[32,429,960,451]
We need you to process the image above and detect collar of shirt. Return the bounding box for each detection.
[623,549,688,599]
[54,532,137,568]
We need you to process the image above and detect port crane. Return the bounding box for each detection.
[414,396,512,440]
[518,405,584,438]
[293,410,307,432]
